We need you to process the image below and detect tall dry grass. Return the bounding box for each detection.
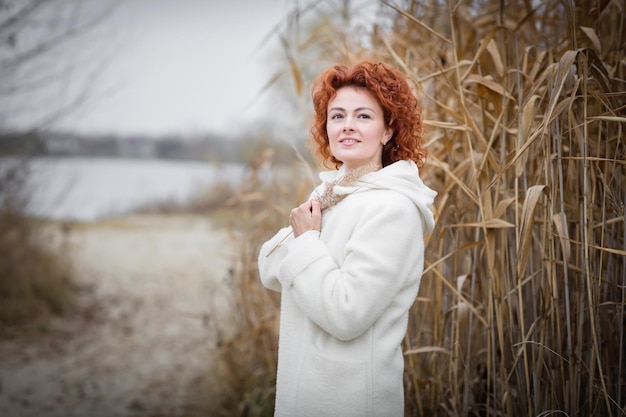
[0,159,75,335]
[370,1,626,416]
[207,0,625,416]
[197,155,315,417]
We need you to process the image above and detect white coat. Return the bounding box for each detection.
[258,160,437,417]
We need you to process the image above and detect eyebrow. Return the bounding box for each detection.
[328,106,376,113]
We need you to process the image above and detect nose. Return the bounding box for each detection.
[342,116,355,131]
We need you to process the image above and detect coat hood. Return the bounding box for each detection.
[314,160,437,234]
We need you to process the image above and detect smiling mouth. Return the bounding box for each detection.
[339,138,361,144]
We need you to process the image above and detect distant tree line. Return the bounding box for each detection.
[0,129,310,165]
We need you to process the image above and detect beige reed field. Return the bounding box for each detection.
[206,1,626,416]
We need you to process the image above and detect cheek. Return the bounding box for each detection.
[326,123,339,138]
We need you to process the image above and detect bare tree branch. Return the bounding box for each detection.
[0,0,122,132]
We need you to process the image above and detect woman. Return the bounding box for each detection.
[258,60,437,417]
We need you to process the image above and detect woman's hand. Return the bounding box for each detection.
[289,200,321,237]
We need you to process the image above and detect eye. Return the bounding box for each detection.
[358,113,372,119]
[330,113,344,120]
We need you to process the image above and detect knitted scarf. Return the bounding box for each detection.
[314,162,382,211]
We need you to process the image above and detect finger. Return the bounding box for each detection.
[300,200,313,212]
[311,200,321,216]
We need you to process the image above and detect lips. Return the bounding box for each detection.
[339,138,361,144]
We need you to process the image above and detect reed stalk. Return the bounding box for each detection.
[209,1,625,415]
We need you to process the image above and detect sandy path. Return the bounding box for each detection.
[0,214,235,417]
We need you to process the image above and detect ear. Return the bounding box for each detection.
[382,128,394,145]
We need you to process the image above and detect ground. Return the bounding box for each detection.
[0,214,235,417]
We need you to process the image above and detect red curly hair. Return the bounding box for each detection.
[310,60,427,169]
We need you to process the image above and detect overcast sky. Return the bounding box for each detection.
[55,0,291,137]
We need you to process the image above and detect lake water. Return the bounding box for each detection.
[0,157,246,222]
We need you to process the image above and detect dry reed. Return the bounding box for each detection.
[373,1,625,415]
[0,160,75,334]
[208,0,625,415]
[198,154,315,416]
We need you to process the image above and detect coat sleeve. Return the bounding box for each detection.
[257,226,294,292]
[276,193,425,341]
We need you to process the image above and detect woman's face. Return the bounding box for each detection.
[326,86,392,171]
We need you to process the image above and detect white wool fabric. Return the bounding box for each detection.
[258,160,437,417]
